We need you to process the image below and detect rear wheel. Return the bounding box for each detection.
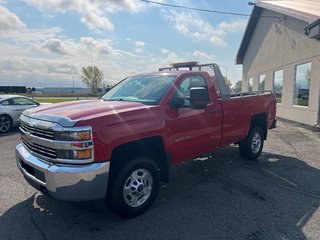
[0,115,12,133]
[239,126,264,161]
[106,157,160,218]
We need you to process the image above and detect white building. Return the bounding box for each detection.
[236,0,320,126]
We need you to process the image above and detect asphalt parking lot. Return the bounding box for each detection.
[0,120,319,240]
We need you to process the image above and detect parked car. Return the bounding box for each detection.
[0,95,40,133]
[16,63,277,217]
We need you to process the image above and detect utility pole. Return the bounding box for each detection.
[72,76,75,95]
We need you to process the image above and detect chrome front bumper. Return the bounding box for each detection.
[16,144,110,201]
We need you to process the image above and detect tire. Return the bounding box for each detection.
[106,157,160,218]
[239,126,264,161]
[0,115,12,134]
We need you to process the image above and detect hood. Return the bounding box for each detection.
[23,100,149,127]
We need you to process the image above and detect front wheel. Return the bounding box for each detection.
[106,157,160,218]
[0,115,12,134]
[239,126,264,161]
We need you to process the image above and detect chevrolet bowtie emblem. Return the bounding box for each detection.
[24,131,31,140]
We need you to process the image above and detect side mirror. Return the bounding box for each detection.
[190,87,208,109]
[169,95,185,108]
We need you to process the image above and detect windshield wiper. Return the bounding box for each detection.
[105,98,128,102]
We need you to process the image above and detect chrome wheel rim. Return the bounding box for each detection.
[123,168,153,207]
[251,132,261,154]
[0,116,10,133]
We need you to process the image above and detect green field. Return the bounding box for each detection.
[35,97,96,104]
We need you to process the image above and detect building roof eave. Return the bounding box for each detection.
[235,6,262,65]
[257,1,318,23]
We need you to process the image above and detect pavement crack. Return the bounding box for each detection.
[283,139,299,158]
[242,164,320,200]
[214,174,268,202]
[23,183,29,198]
[276,184,320,200]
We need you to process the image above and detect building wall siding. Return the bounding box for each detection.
[242,8,320,125]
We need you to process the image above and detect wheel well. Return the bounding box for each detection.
[251,113,267,140]
[110,136,169,183]
[0,114,12,121]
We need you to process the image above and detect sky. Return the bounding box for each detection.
[0,0,253,88]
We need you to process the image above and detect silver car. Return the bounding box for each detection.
[0,95,40,133]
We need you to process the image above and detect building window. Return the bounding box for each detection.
[259,74,265,91]
[294,62,311,107]
[248,77,253,92]
[273,69,283,103]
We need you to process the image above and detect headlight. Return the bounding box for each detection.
[54,127,93,162]
[55,130,92,141]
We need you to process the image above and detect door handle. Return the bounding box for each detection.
[208,108,219,114]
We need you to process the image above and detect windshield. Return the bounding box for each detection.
[102,75,176,105]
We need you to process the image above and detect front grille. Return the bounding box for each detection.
[20,121,55,140]
[22,138,57,159]
[19,115,94,164]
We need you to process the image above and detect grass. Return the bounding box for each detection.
[35,97,96,104]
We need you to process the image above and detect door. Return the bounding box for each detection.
[13,97,39,113]
[3,97,39,125]
[166,75,223,164]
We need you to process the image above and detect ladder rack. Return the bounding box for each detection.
[159,62,231,100]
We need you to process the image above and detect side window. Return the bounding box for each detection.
[176,76,209,107]
[1,100,13,105]
[12,98,37,105]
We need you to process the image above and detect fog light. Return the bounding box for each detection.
[57,149,92,160]
[75,149,92,159]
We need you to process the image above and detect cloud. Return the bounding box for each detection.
[0,5,26,37]
[0,32,140,87]
[80,9,114,30]
[133,41,146,53]
[23,0,150,30]
[0,57,77,75]
[209,36,226,47]
[135,41,145,47]
[39,38,70,55]
[80,37,115,55]
[163,10,246,47]
[219,20,247,32]
[193,50,216,61]
[0,56,78,85]
[8,26,63,43]
[161,49,170,54]
[33,36,135,57]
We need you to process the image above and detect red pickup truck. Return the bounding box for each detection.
[16,62,276,217]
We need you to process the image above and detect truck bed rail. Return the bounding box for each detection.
[230,90,273,99]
